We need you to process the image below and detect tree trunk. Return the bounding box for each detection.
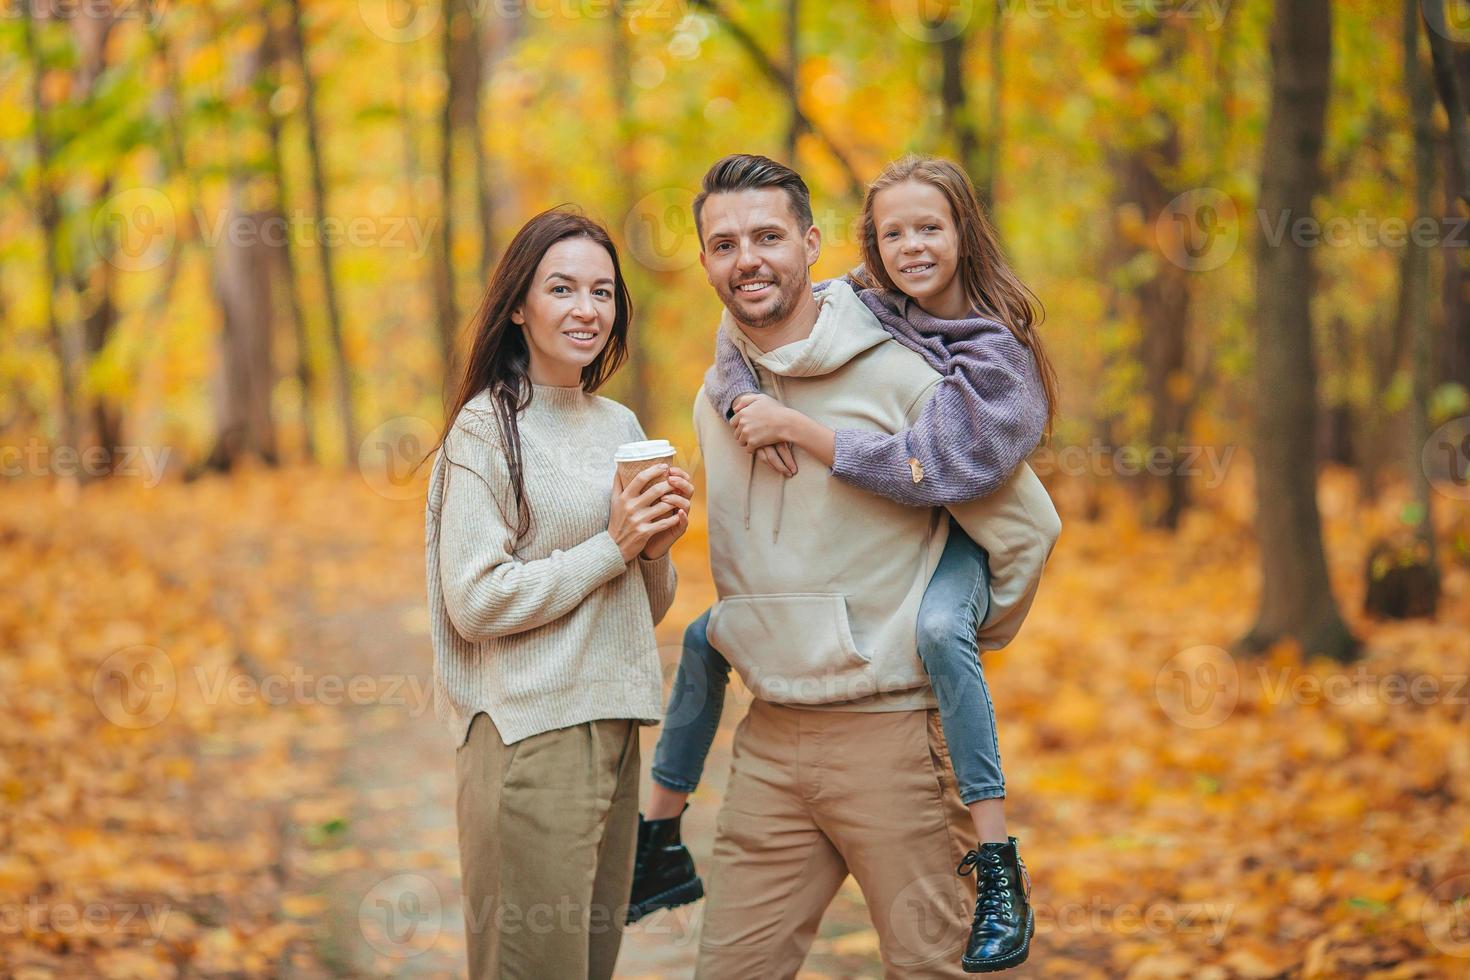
[20,3,82,470]
[1443,143,1470,391]
[262,3,316,461]
[689,0,862,198]
[1239,0,1357,661]
[434,0,462,380]
[69,12,124,472]
[81,177,123,469]
[1404,0,1440,573]
[207,191,280,471]
[611,0,652,424]
[1110,19,1192,529]
[1423,0,1470,208]
[936,21,983,203]
[1439,44,1470,391]
[285,0,356,462]
[785,0,801,164]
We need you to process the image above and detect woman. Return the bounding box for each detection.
[424,208,694,978]
[637,156,1056,974]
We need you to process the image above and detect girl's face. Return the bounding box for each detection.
[512,237,617,386]
[872,180,969,318]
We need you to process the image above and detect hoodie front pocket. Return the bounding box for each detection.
[707,593,872,705]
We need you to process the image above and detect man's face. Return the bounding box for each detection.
[697,188,821,332]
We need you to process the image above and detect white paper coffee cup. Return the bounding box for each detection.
[615,439,676,488]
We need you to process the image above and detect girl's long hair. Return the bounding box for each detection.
[857,155,1058,438]
[425,208,632,539]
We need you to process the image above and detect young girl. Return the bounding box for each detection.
[630,156,1058,974]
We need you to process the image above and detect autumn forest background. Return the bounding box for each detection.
[3,0,1470,976]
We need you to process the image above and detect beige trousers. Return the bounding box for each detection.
[455,711,640,979]
[695,700,978,979]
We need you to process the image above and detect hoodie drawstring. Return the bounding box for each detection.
[769,373,787,544]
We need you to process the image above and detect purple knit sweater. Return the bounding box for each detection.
[704,277,1048,507]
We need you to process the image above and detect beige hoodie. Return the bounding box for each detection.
[695,278,1061,711]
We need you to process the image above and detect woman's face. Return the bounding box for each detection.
[871,180,968,318]
[512,237,617,386]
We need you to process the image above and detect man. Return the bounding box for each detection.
[643,154,1060,977]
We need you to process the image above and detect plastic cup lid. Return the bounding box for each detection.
[615,439,675,461]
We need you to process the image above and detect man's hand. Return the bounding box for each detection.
[730,393,799,477]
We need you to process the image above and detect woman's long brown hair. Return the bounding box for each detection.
[424,208,632,539]
[857,155,1059,439]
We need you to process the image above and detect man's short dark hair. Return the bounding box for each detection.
[692,154,814,244]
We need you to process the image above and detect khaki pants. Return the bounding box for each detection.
[696,700,977,979]
[455,712,639,979]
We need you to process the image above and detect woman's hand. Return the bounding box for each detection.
[609,463,681,563]
[638,466,694,560]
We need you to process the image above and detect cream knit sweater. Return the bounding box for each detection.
[425,382,676,746]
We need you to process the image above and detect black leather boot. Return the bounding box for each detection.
[956,836,1034,973]
[626,805,704,924]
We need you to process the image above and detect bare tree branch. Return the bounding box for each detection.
[690,0,863,196]
[1422,0,1470,208]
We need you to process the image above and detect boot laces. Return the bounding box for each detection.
[956,849,1014,919]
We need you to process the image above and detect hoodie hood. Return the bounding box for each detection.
[721,278,890,379]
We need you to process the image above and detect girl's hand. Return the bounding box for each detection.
[731,393,796,450]
[638,466,694,560]
[609,463,680,563]
[731,394,798,476]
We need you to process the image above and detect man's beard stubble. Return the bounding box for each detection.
[720,274,799,332]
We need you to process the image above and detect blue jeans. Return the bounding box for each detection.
[650,516,1004,804]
